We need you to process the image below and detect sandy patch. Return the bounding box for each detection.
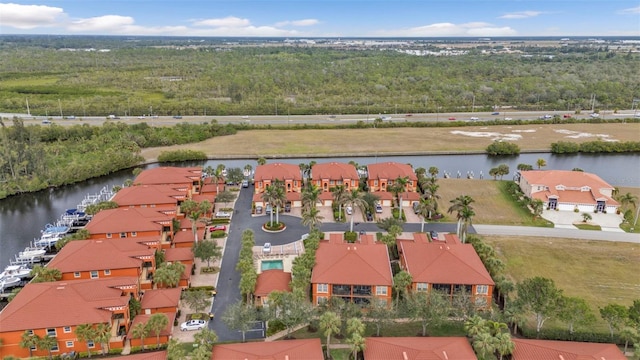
[554,129,617,141]
[450,130,522,141]
[511,129,536,133]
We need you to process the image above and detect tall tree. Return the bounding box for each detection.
[19,331,41,358]
[147,313,169,349]
[557,296,595,335]
[494,332,515,360]
[459,206,475,243]
[536,158,547,169]
[222,300,259,343]
[515,277,563,337]
[75,324,98,358]
[472,332,495,359]
[416,197,435,232]
[167,339,187,360]
[94,323,112,356]
[367,298,396,336]
[331,184,348,221]
[319,311,341,359]
[447,195,475,239]
[37,334,58,360]
[194,239,222,268]
[406,290,450,336]
[30,265,62,283]
[392,270,413,306]
[346,189,367,232]
[182,289,212,314]
[301,206,324,232]
[389,176,409,219]
[132,322,149,350]
[154,261,185,288]
[600,303,629,339]
[346,318,366,360]
[301,184,321,212]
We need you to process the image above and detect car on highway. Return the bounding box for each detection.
[180,319,206,331]
[42,119,52,125]
[470,117,479,121]
[209,225,227,232]
[448,117,456,121]
[173,115,182,119]
[540,114,553,120]
[563,114,573,119]
[504,117,513,121]
[491,112,500,115]
[375,203,383,213]
[590,113,600,118]
[405,114,413,117]
[380,116,392,121]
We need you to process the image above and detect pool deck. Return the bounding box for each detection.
[253,240,304,274]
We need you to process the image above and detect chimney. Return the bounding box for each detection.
[442,351,449,360]
[402,351,408,360]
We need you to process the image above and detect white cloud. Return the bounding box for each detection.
[618,6,640,14]
[499,11,543,19]
[376,22,517,37]
[275,19,319,27]
[0,3,64,29]
[193,16,250,28]
[68,15,134,32]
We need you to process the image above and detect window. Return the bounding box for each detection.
[131,232,137,237]
[46,328,56,336]
[317,296,328,305]
[74,272,81,278]
[90,271,99,279]
[317,284,328,293]
[330,180,335,185]
[106,233,112,238]
[150,204,156,208]
[51,343,59,352]
[374,180,378,186]
[63,327,71,333]
[27,329,34,335]
[337,180,343,185]
[476,285,489,295]
[66,341,74,348]
[140,204,147,208]
[376,286,388,296]
[87,341,95,348]
[104,269,111,276]
[416,283,428,292]
[119,232,126,238]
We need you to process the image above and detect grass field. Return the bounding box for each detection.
[140,122,640,161]
[483,236,640,311]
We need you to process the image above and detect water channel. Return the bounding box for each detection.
[1,153,638,270]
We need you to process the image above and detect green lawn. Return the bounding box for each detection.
[573,223,602,231]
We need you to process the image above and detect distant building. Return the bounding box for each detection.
[511,339,626,359]
[364,337,477,360]
[311,162,359,206]
[253,163,303,208]
[367,162,420,207]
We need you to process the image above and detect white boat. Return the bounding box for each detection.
[15,247,46,264]
[0,276,21,293]
[35,223,70,247]
[0,264,31,280]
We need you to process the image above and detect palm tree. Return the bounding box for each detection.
[464,315,486,338]
[388,176,409,219]
[19,331,41,358]
[536,158,547,169]
[531,199,544,218]
[392,270,413,307]
[75,324,98,358]
[416,197,435,232]
[494,332,515,360]
[147,313,169,349]
[302,184,321,211]
[211,165,225,194]
[347,332,366,360]
[331,185,348,221]
[428,166,439,178]
[262,184,278,226]
[257,157,267,165]
[448,195,475,239]
[243,164,253,177]
[271,179,286,225]
[132,322,149,350]
[423,181,441,214]
[617,192,638,210]
[301,206,324,232]
[38,335,58,360]
[472,332,496,359]
[459,206,475,243]
[415,167,427,180]
[94,323,112,355]
[346,189,367,232]
[319,311,341,359]
[619,326,638,354]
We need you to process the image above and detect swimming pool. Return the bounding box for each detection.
[261,260,283,271]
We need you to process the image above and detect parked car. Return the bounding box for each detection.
[346,206,353,215]
[412,202,420,214]
[180,319,206,331]
[215,211,231,218]
[430,231,439,240]
[491,112,500,115]
[265,205,273,215]
[284,203,291,212]
[375,203,383,213]
[209,225,227,232]
[365,211,373,221]
[263,242,271,254]
[448,117,456,121]
[241,179,249,188]
[255,205,263,214]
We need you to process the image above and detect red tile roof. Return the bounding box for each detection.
[172,229,203,244]
[85,207,173,234]
[520,170,618,205]
[111,185,187,207]
[367,162,418,181]
[163,247,194,263]
[311,240,392,286]
[211,338,323,360]
[364,337,477,360]
[255,269,292,296]
[140,288,182,310]
[399,239,494,285]
[47,238,153,273]
[512,339,626,360]
[254,163,302,181]
[311,162,358,181]
[133,167,201,186]
[0,277,136,331]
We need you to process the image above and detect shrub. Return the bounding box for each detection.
[486,141,520,156]
[267,319,286,336]
[209,218,230,224]
[210,230,226,238]
[344,231,357,243]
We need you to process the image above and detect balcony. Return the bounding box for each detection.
[332,284,351,296]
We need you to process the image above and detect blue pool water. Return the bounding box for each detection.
[261,260,283,271]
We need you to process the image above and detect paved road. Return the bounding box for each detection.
[8,109,638,127]
[474,224,640,243]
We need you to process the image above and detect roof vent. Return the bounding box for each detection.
[347,246,350,251]
[56,286,65,290]
[559,356,565,360]
[353,246,357,251]
[442,351,449,360]
[402,351,408,360]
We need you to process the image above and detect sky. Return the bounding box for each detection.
[0,0,639,38]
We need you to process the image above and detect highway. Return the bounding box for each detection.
[4,109,638,127]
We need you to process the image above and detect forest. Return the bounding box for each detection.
[0,40,638,117]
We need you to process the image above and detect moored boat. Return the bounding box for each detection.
[14,247,46,264]
[0,264,31,280]
[0,276,21,293]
